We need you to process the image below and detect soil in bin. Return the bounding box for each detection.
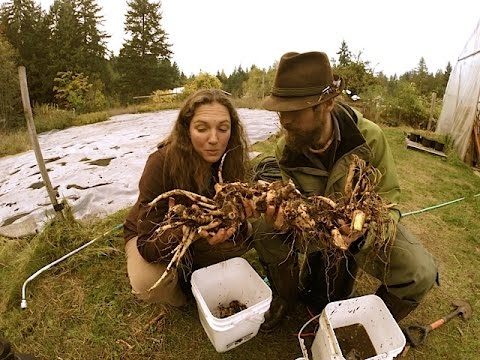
[214,300,248,318]
[334,323,376,359]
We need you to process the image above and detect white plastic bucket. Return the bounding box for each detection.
[191,257,272,352]
[310,294,405,360]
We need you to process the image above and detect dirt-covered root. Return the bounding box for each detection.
[147,155,397,290]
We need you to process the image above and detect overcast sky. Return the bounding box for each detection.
[13,0,480,76]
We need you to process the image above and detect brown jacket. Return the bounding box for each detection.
[124,145,250,267]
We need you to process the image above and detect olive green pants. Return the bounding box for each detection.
[252,219,438,303]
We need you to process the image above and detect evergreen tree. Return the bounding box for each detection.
[336,40,352,66]
[216,70,228,87]
[115,0,176,101]
[0,0,52,103]
[74,0,111,88]
[224,66,248,97]
[46,0,110,94]
[333,41,376,96]
[0,34,22,129]
[443,62,452,89]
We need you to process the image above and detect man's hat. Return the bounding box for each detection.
[262,51,344,112]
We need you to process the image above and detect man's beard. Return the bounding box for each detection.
[285,127,322,150]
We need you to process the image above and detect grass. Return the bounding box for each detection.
[1,124,480,359]
[0,101,183,158]
[1,96,263,158]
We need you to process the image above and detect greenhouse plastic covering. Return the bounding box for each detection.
[437,19,480,160]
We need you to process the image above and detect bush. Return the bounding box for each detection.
[53,72,108,113]
[181,73,222,99]
[151,89,178,106]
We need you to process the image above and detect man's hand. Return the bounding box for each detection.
[242,198,260,219]
[265,204,287,230]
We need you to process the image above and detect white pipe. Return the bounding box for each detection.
[21,224,123,309]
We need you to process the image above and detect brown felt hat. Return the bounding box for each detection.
[262,51,345,112]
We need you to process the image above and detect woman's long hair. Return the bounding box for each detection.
[162,89,249,193]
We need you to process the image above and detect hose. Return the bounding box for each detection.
[21,223,123,309]
[19,190,478,309]
[401,193,480,217]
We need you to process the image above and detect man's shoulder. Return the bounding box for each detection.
[356,115,384,138]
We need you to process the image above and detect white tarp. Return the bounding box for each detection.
[437,19,480,160]
[0,109,280,237]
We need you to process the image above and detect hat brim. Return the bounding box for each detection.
[262,76,345,112]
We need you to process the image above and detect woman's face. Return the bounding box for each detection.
[189,102,232,163]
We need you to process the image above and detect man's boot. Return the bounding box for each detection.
[376,285,418,322]
[260,255,299,332]
[0,338,39,360]
[300,251,358,314]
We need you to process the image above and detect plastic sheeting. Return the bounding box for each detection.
[437,19,480,160]
[0,109,280,237]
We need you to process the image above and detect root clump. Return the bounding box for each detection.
[147,155,396,291]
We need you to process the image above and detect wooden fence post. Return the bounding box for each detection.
[427,92,437,131]
[18,66,64,220]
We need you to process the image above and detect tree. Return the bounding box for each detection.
[412,57,430,95]
[0,0,52,103]
[242,65,276,99]
[53,71,91,111]
[223,66,248,97]
[46,0,110,88]
[115,0,177,101]
[333,41,376,96]
[383,80,429,127]
[181,73,222,99]
[0,34,21,129]
[74,0,111,86]
[336,40,352,66]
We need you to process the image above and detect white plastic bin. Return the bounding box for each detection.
[191,257,272,352]
[310,294,405,360]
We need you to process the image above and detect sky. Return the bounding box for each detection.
[8,0,480,76]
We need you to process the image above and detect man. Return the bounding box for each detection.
[254,51,438,331]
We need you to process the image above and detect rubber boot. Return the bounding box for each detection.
[0,338,13,360]
[0,338,39,360]
[376,285,419,322]
[260,254,299,332]
[300,251,358,314]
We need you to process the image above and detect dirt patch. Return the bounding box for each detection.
[214,300,247,318]
[334,323,376,359]
[87,157,115,166]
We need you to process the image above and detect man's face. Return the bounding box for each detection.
[279,104,329,149]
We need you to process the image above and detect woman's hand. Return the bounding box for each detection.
[198,227,235,245]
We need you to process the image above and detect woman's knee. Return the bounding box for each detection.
[125,238,186,306]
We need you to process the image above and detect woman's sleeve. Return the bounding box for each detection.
[135,151,183,262]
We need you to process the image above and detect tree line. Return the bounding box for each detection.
[0,0,452,130]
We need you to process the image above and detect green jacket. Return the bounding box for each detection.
[275,103,401,223]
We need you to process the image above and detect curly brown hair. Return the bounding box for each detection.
[161,89,249,193]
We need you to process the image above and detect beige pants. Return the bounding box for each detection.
[125,237,187,306]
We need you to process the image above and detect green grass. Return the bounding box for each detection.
[1,126,480,359]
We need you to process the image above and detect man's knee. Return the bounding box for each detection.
[389,223,439,301]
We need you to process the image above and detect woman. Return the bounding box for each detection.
[123,89,251,306]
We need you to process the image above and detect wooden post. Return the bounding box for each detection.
[427,92,437,131]
[18,66,64,220]
[374,99,381,123]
